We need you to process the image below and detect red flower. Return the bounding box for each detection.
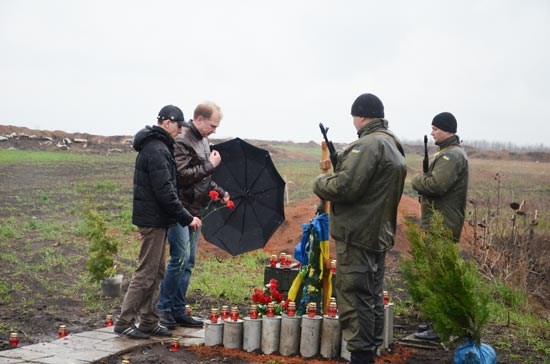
[209,190,219,200]
[226,200,235,210]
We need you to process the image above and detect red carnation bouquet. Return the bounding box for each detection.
[251,278,290,316]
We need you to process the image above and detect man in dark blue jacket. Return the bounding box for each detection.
[114,105,201,339]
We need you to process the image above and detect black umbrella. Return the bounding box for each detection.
[202,138,286,256]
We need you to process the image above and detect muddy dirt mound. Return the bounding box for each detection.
[199,194,430,269]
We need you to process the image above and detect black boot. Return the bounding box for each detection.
[350,350,375,364]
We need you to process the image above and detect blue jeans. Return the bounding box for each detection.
[157,223,200,316]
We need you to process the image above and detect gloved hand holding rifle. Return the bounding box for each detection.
[317,123,338,215]
[319,123,338,172]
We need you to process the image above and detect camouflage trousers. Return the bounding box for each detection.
[335,240,386,352]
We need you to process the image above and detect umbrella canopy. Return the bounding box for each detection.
[202,138,286,256]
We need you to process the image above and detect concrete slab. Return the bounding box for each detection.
[0,347,52,361]
[0,357,27,364]
[50,336,104,350]
[20,342,109,362]
[29,356,89,364]
[72,330,118,341]
[89,336,146,354]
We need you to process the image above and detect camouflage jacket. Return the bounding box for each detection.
[313,119,407,253]
[412,135,468,241]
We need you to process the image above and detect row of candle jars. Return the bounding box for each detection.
[209,306,240,323]
[269,252,294,267]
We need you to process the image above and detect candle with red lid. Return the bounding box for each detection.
[210,308,219,323]
[249,304,258,319]
[58,324,68,338]
[307,302,317,317]
[266,302,275,317]
[170,337,180,352]
[287,301,296,317]
[105,314,113,327]
[231,306,239,321]
[221,305,230,320]
[331,259,337,274]
[9,332,19,348]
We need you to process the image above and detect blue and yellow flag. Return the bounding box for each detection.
[289,213,332,315]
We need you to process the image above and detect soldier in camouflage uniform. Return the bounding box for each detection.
[313,93,407,364]
[412,112,469,242]
[411,112,468,341]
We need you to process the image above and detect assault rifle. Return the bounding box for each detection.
[319,123,338,171]
[423,135,429,173]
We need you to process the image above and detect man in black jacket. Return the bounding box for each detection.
[114,105,201,339]
[157,102,228,329]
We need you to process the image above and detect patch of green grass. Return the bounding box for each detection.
[189,251,268,303]
[0,281,13,305]
[0,149,89,164]
[0,217,20,239]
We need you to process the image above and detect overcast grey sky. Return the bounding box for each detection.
[1,0,549,146]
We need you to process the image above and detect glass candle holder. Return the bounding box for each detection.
[307,302,317,318]
[383,291,390,305]
[170,337,181,352]
[209,308,219,323]
[9,332,19,348]
[230,306,239,321]
[249,304,258,319]
[331,259,337,274]
[185,304,192,316]
[287,302,296,317]
[121,356,131,364]
[221,305,230,320]
[266,302,275,317]
[105,314,113,327]
[269,254,277,267]
[58,324,68,338]
[279,252,287,266]
[328,302,338,318]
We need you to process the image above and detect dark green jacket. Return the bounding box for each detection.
[313,119,407,253]
[412,135,468,241]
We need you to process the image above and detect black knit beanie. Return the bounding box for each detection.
[431,112,457,133]
[351,93,384,118]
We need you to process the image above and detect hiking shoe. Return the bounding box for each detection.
[143,324,172,337]
[414,329,440,341]
[114,325,150,339]
[174,314,204,328]
[159,311,177,330]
